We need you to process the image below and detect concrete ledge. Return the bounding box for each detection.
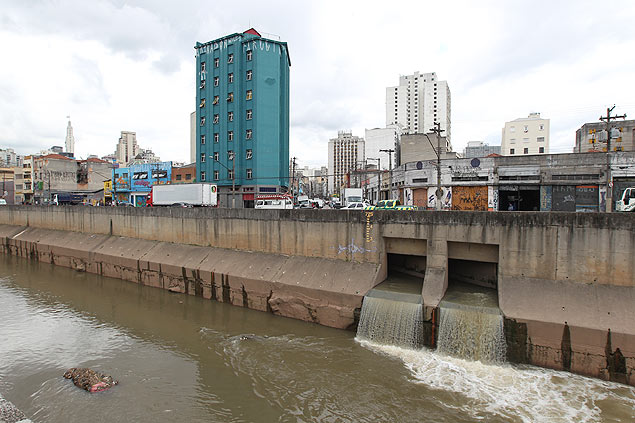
[0,224,379,329]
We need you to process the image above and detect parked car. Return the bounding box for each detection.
[0,199,7,205]
[364,200,417,211]
[344,202,369,210]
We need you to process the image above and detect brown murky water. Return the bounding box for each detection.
[1,254,634,423]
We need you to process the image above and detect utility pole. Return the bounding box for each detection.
[600,106,626,212]
[379,148,395,200]
[291,157,297,201]
[430,122,445,211]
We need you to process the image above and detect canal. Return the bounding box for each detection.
[1,255,634,423]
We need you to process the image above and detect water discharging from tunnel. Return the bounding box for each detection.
[356,295,423,349]
[437,284,506,363]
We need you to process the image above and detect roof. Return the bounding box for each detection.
[39,154,73,161]
[82,157,110,164]
[243,28,261,37]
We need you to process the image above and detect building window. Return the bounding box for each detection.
[228,73,234,83]
[246,109,253,120]
[213,95,219,105]
[214,170,219,180]
[246,70,252,81]
[523,148,529,154]
[523,125,528,133]
[228,111,234,122]
[201,62,206,72]
[246,149,252,160]
[200,79,206,89]
[246,168,253,179]
[213,114,219,124]
[176,174,182,181]
[246,50,252,61]
[214,76,219,87]
[214,133,219,143]
[201,153,206,163]
[510,148,515,155]
[510,126,515,133]
[228,53,234,63]
[246,90,252,100]
[200,116,205,126]
[214,57,219,68]
[523,138,529,143]
[539,147,545,153]
[227,92,234,102]
[537,137,545,143]
[186,173,191,180]
[228,150,234,160]
[200,98,205,108]
[539,124,544,131]
[201,171,206,181]
[201,135,206,145]
[213,152,219,161]
[228,131,234,141]
[228,169,234,179]
[246,129,252,139]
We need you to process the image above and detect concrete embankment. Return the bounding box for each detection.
[0,223,378,329]
[0,206,634,385]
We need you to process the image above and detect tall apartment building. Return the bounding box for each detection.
[501,113,550,156]
[0,148,23,167]
[574,120,634,153]
[115,131,139,166]
[65,118,75,155]
[386,71,452,143]
[327,131,365,196]
[195,28,291,208]
[365,125,402,169]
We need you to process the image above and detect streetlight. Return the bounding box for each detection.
[210,153,236,208]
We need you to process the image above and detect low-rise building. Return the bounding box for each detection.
[365,152,635,212]
[463,141,501,158]
[113,161,172,206]
[574,120,635,153]
[171,163,196,184]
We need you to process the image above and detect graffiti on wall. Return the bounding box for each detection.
[452,186,488,211]
[488,186,498,211]
[540,186,552,211]
[427,187,452,209]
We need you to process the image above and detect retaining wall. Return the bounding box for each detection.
[0,206,633,384]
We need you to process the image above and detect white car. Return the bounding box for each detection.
[0,199,7,205]
[343,202,368,209]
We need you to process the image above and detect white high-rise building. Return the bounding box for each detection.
[386,71,451,144]
[327,131,365,196]
[501,113,550,156]
[65,118,75,155]
[115,131,140,166]
[365,125,402,169]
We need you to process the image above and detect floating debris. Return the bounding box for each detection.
[63,368,118,393]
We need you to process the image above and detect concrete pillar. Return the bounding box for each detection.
[422,225,448,311]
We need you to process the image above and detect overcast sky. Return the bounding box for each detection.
[1,0,634,167]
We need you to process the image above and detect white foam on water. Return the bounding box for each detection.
[357,340,635,423]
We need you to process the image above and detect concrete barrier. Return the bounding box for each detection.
[0,206,633,384]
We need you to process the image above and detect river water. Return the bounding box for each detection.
[1,255,634,423]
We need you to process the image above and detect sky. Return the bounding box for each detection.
[1,0,634,168]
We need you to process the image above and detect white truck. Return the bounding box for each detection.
[342,188,363,207]
[150,183,218,207]
[616,187,635,212]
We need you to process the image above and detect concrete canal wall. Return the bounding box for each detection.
[0,206,633,385]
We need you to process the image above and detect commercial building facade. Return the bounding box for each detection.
[195,28,291,208]
[386,71,451,143]
[365,152,635,212]
[501,112,550,156]
[112,161,172,206]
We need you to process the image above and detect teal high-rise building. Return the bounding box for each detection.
[195,28,290,208]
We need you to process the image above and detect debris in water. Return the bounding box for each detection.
[63,368,118,393]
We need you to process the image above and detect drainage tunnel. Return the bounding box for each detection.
[447,241,499,294]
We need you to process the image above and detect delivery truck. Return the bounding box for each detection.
[149,183,218,207]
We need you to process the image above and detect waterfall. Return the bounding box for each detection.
[436,301,506,363]
[356,296,423,349]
